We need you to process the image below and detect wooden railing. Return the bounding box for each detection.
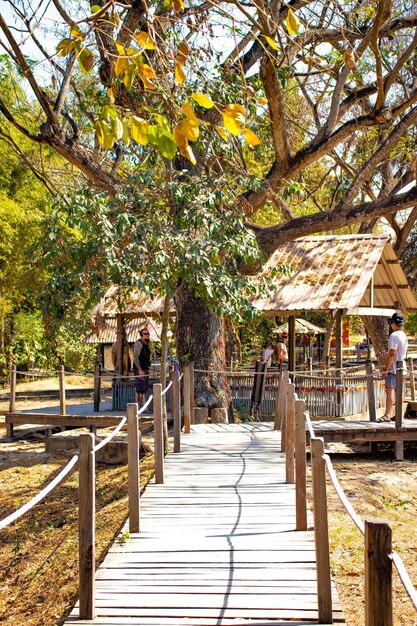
[283,378,417,625]
[0,371,185,620]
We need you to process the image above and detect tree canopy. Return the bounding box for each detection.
[1,0,417,399]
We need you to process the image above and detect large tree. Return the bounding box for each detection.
[1,0,417,406]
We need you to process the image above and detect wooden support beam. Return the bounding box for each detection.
[153,383,164,484]
[127,403,140,533]
[335,309,343,371]
[59,365,66,417]
[295,399,307,531]
[172,371,181,453]
[285,383,295,484]
[289,315,296,373]
[311,437,332,624]
[78,433,96,620]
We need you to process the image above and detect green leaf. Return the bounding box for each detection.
[91,5,102,13]
[56,38,75,57]
[147,126,177,159]
[75,44,94,74]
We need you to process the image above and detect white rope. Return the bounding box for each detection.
[323,454,365,535]
[0,454,79,530]
[160,380,172,396]
[14,370,56,378]
[390,551,417,611]
[138,395,153,414]
[93,416,128,452]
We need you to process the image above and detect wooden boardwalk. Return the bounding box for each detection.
[65,423,345,626]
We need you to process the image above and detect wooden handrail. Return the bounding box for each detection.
[183,365,191,433]
[294,399,307,531]
[285,382,295,484]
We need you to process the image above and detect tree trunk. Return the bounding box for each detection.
[175,285,230,408]
[322,314,335,364]
[362,316,389,370]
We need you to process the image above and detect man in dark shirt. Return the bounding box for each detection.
[133,328,151,407]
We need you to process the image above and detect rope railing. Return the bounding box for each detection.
[390,551,417,611]
[322,453,365,534]
[1,372,183,621]
[286,379,417,623]
[0,453,80,530]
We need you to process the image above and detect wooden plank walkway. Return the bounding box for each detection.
[65,423,345,625]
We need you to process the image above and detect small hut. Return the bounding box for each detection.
[253,234,417,371]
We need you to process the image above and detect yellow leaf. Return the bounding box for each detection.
[114,55,129,77]
[111,116,124,140]
[95,120,115,149]
[175,63,186,85]
[76,44,94,74]
[224,103,245,124]
[172,0,185,12]
[257,97,268,105]
[122,64,137,90]
[130,116,149,145]
[177,119,199,142]
[216,126,229,142]
[263,35,279,51]
[107,87,115,105]
[191,92,214,109]
[174,128,196,164]
[286,8,301,35]
[138,63,157,90]
[242,127,261,147]
[181,101,198,122]
[135,32,156,50]
[115,41,125,55]
[70,25,84,40]
[222,104,246,136]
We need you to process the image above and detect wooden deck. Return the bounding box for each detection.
[65,423,345,626]
[310,418,417,443]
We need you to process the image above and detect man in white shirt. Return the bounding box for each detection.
[380,312,408,421]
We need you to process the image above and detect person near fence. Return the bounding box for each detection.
[133,328,151,407]
[379,312,408,422]
[262,342,274,367]
[272,332,289,367]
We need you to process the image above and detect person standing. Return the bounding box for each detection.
[133,328,151,407]
[273,332,289,366]
[380,312,408,421]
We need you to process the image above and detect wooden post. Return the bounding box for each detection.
[394,362,404,460]
[93,360,101,412]
[7,364,16,438]
[183,365,191,434]
[9,364,16,413]
[325,355,330,370]
[189,361,195,425]
[295,399,307,531]
[366,360,376,422]
[153,383,164,484]
[127,403,140,533]
[365,519,392,626]
[280,369,289,452]
[408,358,415,401]
[59,365,66,416]
[311,437,332,624]
[173,371,181,453]
[335,309,343,372]
[285,383,295,484]
[289,315,296,373]
[273,365,284,430]
[78,433,96,620]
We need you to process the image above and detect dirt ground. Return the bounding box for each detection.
[1,385,417,625]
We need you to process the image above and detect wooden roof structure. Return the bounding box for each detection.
[253,234,417,316]
[91,286,175,319]
[83,317,164,344]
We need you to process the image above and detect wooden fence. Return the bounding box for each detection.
[0,370,186,620]
[283,377,417,625]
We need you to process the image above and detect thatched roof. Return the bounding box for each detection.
[91,286,175,319]
[83,317,165,344]
[273,319,326,335]
[253,234,417,316]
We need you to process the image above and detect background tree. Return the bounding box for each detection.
[1,0,417,405]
